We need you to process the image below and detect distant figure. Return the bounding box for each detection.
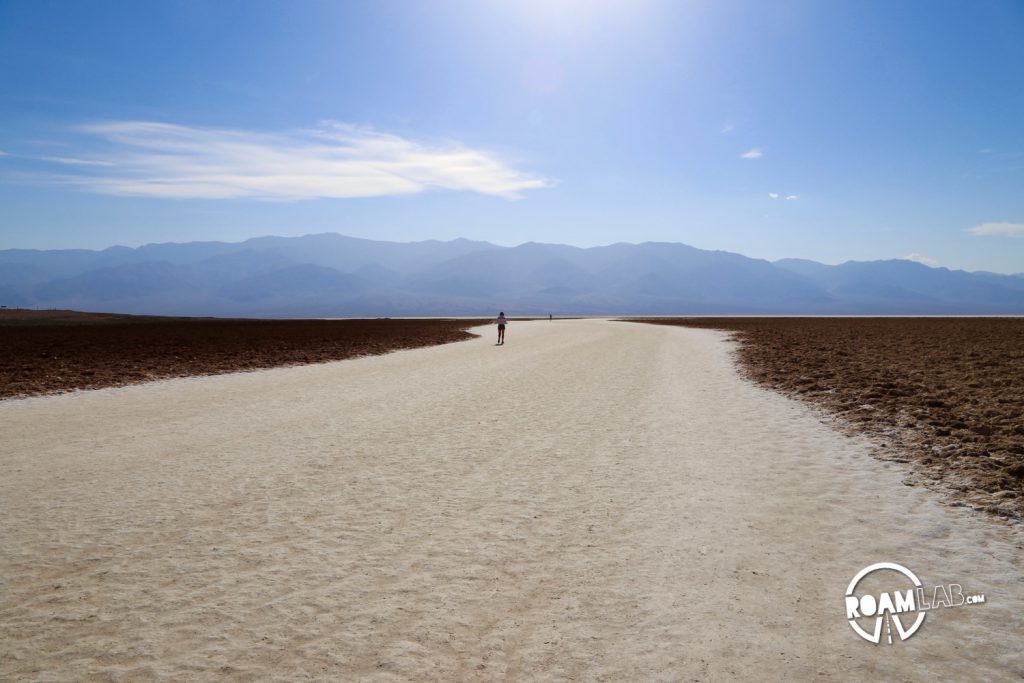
[549,314,552,321]
[495,311,507,345]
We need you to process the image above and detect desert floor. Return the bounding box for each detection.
[631,317,1024,520]
[2,319,1021,681]
[0,311,481,399]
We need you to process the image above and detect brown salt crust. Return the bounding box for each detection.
[0,310,483,400]
[628,317,1024,522]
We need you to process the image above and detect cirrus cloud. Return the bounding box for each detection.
[39,155,114,167]
[52,121,552,201]
[740,148,762,159]
[966,222,1024,237]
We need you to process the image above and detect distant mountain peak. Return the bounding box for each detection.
[2,233,1021,316]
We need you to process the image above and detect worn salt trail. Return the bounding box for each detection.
[1,319,1021,680]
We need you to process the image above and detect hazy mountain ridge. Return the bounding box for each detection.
[1,233,1021,316]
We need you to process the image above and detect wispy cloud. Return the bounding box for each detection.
[768,192,779,199]
[52,121,551,200]
[966,222,1024,237]
[904,253,939,267]
[39,155,114,167]
[785,194,798,200]
[720,123,735,134]
[740,148,762,159]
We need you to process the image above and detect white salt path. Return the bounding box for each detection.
[1,319,1021,681]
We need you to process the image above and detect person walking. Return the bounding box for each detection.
[495,311,507,345]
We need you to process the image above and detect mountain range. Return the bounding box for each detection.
[1,233,1022,316]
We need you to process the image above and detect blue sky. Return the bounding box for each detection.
[1,0,1022,273]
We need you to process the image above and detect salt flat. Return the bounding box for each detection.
[1,319,1021,681]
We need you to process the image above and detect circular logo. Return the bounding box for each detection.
[845,562,926,644]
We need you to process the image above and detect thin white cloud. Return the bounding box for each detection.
[39,155,114,167]
[904,253,939,267]
[720,124,735,134]
[966,222,1024,237]
[740,148,762,159]
[768,192,779,199]
[785,194,798,200]
[57,121,551,200]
